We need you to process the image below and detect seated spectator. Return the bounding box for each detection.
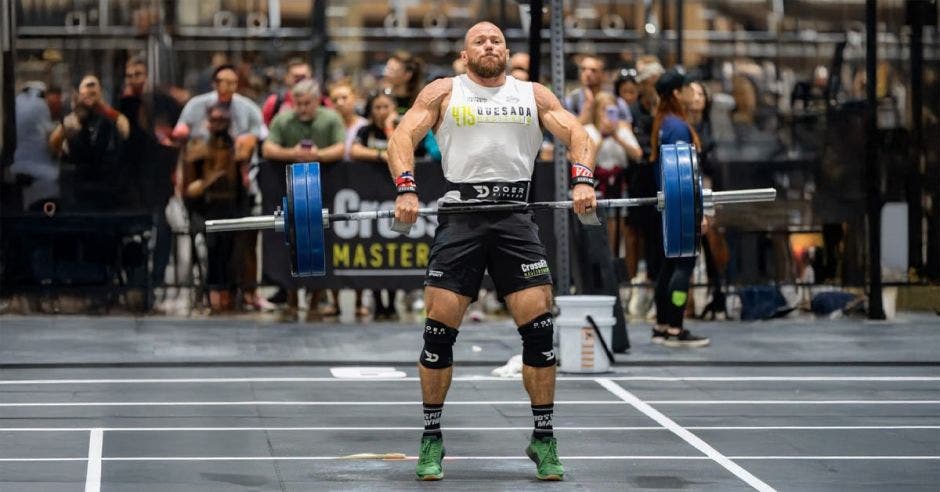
[49,74,130,211]
[11,81,58,211]
[182,104,249,313]
[262,78,346,321]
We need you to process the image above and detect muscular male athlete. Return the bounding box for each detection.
[387,21,597,481]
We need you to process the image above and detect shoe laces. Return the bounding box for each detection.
[419,439,440,464]
[540,438,562,466]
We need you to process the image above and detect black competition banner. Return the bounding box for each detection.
[315,160,556,289]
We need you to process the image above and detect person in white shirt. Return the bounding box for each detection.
[583,91,642,260]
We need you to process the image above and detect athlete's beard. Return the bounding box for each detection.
[468,53,506,78]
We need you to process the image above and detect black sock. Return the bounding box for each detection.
[423,403,443,438]
[532,404,554,439]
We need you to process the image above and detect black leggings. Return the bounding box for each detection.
[654,256,696,328]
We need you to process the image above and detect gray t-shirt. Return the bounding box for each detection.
[177,92,263,142]
[11,87,58,209]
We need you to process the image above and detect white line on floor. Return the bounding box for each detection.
[2,455,936,462]
[0,400,625,407]
[3,425,939,432]
[0,426,661,432]
[84,429,102,492]
[2,376,938,385]
[0,458,88,461]
[597,378,776,492]
[646,400,940,405]
[4,399,939,408]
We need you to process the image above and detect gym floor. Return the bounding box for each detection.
[2,313,939,491]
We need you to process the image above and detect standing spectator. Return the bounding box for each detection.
[49,74,130,210]
[262,79,346,321]
[11,82,58,211]
[649,69,708,347]
[683,78,726,319]
[383,51,426,112]
[584,92,642,262]
[45,85,65,122]
[614,68,639,125]
[381,52,435,312]
[118,56,182,301]
[628,59,664,288]
[565,55,606,125]
[4,82,59,309]
[329,82,368,161]
[683,79,716,176]
[726,74,785,162]
[509,52,530,81]
[173,64,269,312]
[181,104,248,313]
[259,58,314,307]
[261,58,314,126]
[328,81,370,319]
[350,92,399,320]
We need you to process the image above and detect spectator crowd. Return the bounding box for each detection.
[4,44,909,323]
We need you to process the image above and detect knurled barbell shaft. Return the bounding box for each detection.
[204,188,776,233]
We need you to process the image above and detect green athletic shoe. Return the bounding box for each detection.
[416,435,445,481]
[525,435,564,481]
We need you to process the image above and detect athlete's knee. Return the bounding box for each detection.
[419,318,459,369]
[517,312,556,367]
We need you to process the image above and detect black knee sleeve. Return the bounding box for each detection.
[420,318,459,369]
[518,313,556,367]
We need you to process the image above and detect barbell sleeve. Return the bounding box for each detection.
[706,188,777,205]
[204,213,285,233]
[204,188,776,233]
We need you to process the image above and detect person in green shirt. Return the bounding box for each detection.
[264,79,345,163]
[262,78,345,321]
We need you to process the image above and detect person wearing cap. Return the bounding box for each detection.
[648,68,710,348]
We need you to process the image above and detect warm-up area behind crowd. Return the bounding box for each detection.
[1,1,939,491]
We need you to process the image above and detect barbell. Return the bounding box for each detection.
[205,143,776,277]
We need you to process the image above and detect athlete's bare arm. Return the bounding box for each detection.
[389,78,452,225]
[533,83,597,214]
[387,78,451,179]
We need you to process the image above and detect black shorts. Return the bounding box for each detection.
[424,206,553,301]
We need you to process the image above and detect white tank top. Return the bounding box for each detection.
[436,75,543,188]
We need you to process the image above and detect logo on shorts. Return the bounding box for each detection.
[542,350,555,361]
[428,270,444,278]
[521,259,550,278]
[424,350,439,363]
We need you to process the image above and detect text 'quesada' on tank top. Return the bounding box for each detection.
[436,74,543,189]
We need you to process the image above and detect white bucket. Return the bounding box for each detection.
[555,295,616,373]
